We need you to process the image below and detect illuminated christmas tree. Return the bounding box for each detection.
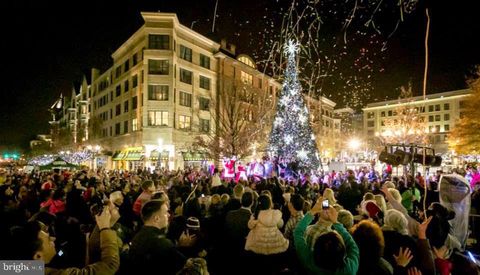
[269,40,320,172]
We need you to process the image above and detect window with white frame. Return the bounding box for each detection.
[179,115,191,130]
[149,60,169,75]
[199,76,211,90]
[200,119,210,133]
[180,68,192,84]
[132,118,138,131]
[180,45,192,62]
[241,71,253,85]
[148,111,168,126]
[179,91,192,107]
[148,85,169,101]
[149,34,169,49]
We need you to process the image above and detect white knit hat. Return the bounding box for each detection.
[383,209,408,235]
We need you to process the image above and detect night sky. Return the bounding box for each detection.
[1,0,479,150]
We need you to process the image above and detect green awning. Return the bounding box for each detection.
[149,150,169,161]
[182,152,209,161]
[124,150,144,161]
[112,151,126,161]
[112,147,144,161]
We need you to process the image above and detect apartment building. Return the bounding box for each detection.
[362,89,471,154]
[305,96,341,158]
[50,12,344,170]
[49,76,90,147]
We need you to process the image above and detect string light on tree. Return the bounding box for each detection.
[285,135,294,145]
[269,40,320,172]
[274,117,284,127]
[296,148,309,160]
[298,114,307,124]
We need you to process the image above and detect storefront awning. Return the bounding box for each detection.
[124,150,144,161]
[149,150,169,161]
[112,151,126,161]
[112,147,144,161]
[182,152,209,161]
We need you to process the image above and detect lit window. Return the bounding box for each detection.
[179,115,191,130]
[238,55,256,68]
[132,118,138,131]
[148,111,168,126]
[148,85,169,101]
[241,71,253,85]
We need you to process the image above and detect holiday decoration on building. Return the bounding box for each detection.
[268,40,321,173]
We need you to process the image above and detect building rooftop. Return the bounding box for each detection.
[364,89,471,110]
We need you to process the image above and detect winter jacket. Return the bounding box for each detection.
[294,213,359,275]
[245,209,289,255]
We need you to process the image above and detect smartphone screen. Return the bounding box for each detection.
[467,251,478,266]
[322,200,329,208]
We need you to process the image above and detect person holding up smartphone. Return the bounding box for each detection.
[9,207,120,274]
[294,197,359,275]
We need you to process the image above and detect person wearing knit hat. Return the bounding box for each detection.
[338,209,354,231]
[383,209,409,235]
[186,217,201,230]
[184,217,207,258]
[109,191,124,207]
[387,188,402,204]
[381,209,417,270]
[364,201,382,220]
[384,181,396,189]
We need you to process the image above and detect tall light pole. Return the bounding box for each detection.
[87,145,101,171]
[157,138,163,169]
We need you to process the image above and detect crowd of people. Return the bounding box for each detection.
[0,162,479,275]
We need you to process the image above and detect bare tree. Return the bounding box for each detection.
[194,75,275,160]
[379,84,428,146]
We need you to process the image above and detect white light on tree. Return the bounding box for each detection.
[296,148,309,160]
[269,40,320,172]
[280,96,291,106]
[285,39,300,55]
[274,117,284,127]
[298,114,307,124]
[285,135,293,145]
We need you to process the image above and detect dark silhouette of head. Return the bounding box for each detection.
[313,231,346,271]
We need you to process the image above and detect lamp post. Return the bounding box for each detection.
[157,138,163,169]
[87,145,101,171]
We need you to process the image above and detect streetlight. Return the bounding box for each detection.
[347,138,361,151]
[157,138,163,169]
[347,137,361,162]
[87,145,101,171]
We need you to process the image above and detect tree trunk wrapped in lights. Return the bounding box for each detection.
[268,40,321,172]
